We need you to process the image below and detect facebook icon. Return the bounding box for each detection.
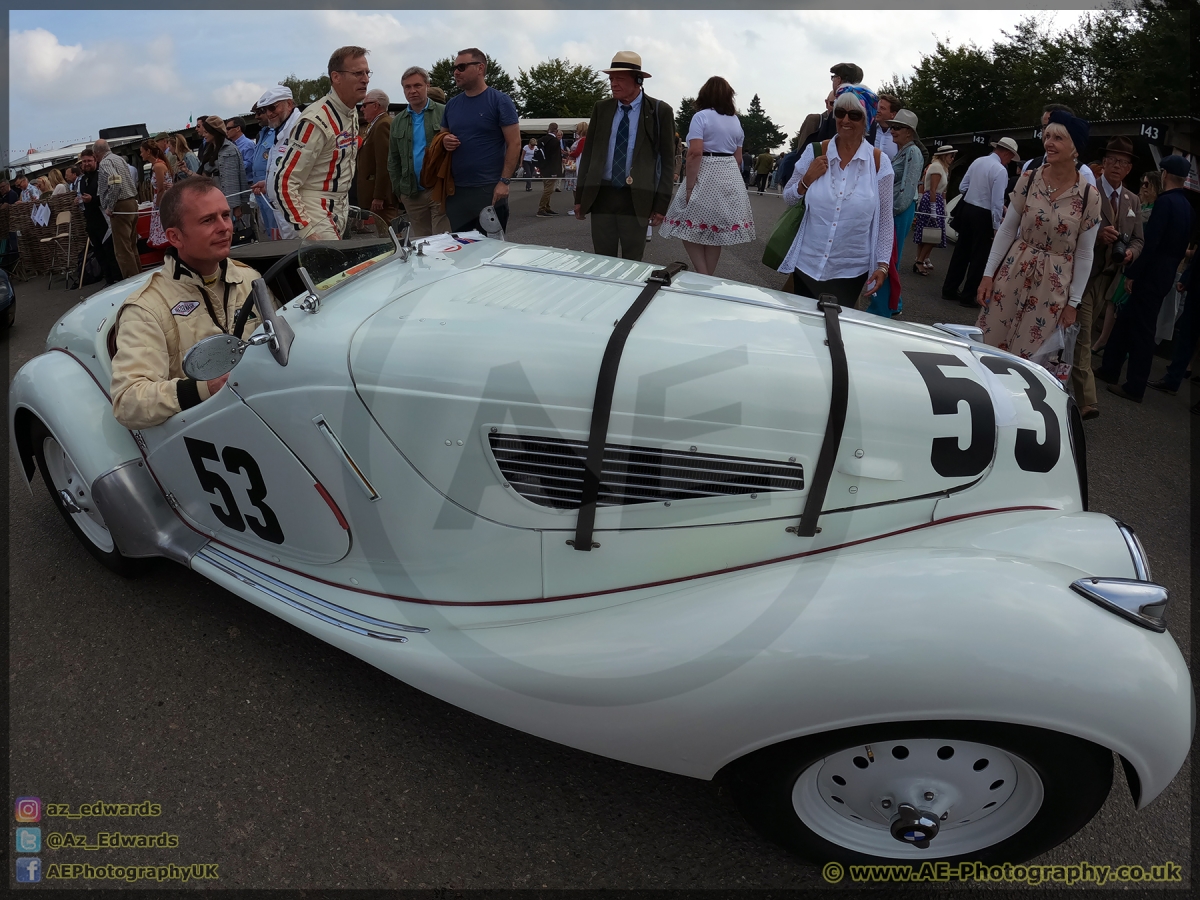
[16,857,42,883]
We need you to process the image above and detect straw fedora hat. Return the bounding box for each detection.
[882,108,919,138]
[602,50,651,79]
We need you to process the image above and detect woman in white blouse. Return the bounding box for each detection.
[780,85,893,307]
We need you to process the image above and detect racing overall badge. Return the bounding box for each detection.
[170,300,200,317]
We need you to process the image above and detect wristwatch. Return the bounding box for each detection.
[500,177,511,185]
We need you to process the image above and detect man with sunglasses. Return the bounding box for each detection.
[440,48,521,233]
[275,45,369,240]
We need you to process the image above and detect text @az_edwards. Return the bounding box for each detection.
[42,863,219,883]
[821,860,1184,886]
[44,801,161,818]
[46,831,179,850]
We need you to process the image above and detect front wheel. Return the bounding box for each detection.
[31,419,146,577]
[727,721,1112,865]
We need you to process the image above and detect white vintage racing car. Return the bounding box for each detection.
[10,230,1191,865]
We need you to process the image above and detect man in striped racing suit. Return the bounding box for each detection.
[275,46,371,240]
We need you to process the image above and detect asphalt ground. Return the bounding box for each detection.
[5,183,1192,888]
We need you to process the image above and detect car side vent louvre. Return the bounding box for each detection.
[489,434,803,510]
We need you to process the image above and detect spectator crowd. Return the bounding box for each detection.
[5,43,1196,415]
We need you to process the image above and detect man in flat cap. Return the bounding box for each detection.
[1097,154,1193,403]
[252,84,301,240]
[574,51,675,261]
[1072,136,1143,418]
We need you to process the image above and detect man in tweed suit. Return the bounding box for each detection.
[573,51,675,261]
[1073,136,1143,419]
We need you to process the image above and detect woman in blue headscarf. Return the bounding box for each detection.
[779,84,895,308]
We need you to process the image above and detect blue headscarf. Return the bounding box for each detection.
[835,84,879,131]
[1047,109,1090,159]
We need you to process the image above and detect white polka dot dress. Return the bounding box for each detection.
[660,155,756,246]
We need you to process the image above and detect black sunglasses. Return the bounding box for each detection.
[453,61,482,72]
[834,108,864,122]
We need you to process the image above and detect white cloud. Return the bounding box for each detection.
[213,80,267,111]
[10,27,81,80]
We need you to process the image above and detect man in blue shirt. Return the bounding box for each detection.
[226,117,256,185]
[440,48,521,234]
[388,65,450,237]
[248,106,278,238]
[1098,155,1194,402]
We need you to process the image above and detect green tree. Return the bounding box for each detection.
[880,3,1191,138]
[739,94,787,155]
[429,55,519,103]
[515,57,607,118]
[280,73,331,106]
[675,96,696,139]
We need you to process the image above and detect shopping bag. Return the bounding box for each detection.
[761,199,805,270]
[1030,323,1078,384]
[761,142,823,271]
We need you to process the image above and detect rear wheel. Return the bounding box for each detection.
[31,419,145,576]
[727,721,1112,865]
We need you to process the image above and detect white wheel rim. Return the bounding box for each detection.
[793,737,1043,858]
[43,436,115,553]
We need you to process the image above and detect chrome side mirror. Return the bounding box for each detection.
[183,334,248,381]
[182,278,294,380]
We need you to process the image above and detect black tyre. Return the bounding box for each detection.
[30,419,146,577]
[2,297,13,328]
[727,720,1112,865]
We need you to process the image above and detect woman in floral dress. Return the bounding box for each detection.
[976,114,1101,358]
[140,139,174,248]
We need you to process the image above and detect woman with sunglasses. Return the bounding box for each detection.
[778,84,893,308]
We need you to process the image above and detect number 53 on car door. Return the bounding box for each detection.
[144,402,351,565]
[905,351,1062,478]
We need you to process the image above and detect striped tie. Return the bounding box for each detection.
[612,104,632,183]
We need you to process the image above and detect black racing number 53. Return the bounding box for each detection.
[904,351,996,477]
[183,437,286,544]
[905,351,1062,477]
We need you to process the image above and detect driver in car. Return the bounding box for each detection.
[110,176,263,430]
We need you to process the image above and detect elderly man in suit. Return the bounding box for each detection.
[1097,154,1194,403]
[573,51,675,261]
[357,88,400,234]
[1072,137,1144,419]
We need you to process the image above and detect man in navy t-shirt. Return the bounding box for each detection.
[440,47,521,233]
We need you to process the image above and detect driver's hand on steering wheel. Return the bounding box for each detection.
[206,374,229,396]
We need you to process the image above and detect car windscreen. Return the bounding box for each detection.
[298,238,396,293]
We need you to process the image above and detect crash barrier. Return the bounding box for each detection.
[0,194,90,279]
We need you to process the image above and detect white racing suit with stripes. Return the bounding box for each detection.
[272,90,359,240]
[264,106,302,241]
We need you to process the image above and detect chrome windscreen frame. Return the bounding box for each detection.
[1115,520,1152,582]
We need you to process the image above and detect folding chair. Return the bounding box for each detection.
[41,210,73,289]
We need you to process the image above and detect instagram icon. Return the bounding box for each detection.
[14,797,41,823]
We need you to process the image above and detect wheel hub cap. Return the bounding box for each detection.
[890,803,940,848]
[792,737,1044,858]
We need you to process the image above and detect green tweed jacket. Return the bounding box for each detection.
[575,93,675,222]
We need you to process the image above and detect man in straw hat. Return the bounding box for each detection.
[1071,135,1143,419]
[574,51,675,261]
[942,135,1019,307]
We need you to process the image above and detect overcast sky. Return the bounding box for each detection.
[8,8,1098,161]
